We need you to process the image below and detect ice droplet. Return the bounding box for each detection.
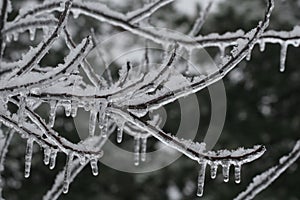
[65,102,72,117]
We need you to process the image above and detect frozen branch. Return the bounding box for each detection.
[234,140,300,200]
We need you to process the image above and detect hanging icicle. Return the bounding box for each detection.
[43,147,51,165]
[210,162,218,179]
[280,43,288,72]
[259,41,266,52]
[49,149,57,170]
[29,29,36,41]
[89,109,98,137]
[90,158,99,176]
[71,101,78,117]
[197,159,207,197]
[116,122,124,143]
[141,137,147,162]
[234,163,241,184]
[134,136,140,166]
[79,155,87,165]
[64,102,72,117]
[222,161,230,183]
[63,153,74,194]
[219,44,225,58]
[24,138,34,178]
[49,100,58,127]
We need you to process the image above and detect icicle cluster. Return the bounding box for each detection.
[195,145,265,197]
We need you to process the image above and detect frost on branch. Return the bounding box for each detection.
[0,0,299,199]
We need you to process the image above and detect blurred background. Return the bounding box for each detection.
[2,0,300,199]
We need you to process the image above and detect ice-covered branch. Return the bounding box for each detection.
[43,125,115,200]
[0,35,93,96]
[189,1,213,37]
[0,0,10,60]
[109,107,266,196]
[0,129,13,199]
[126,0,174,24]
[234,140,300,200]
[2,15,58,42]
[6,0,72,79]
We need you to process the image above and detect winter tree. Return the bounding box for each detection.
[0,0,299,199]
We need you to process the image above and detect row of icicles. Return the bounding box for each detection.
[49,99,149,165]
[24,137,100,194]
[196,159,242,197]
[22,99,149,193]
[217,39,299,73]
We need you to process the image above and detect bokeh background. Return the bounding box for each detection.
[2,0,300,199]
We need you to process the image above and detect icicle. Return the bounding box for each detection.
[12,32,18,41]
[116,122,124,143]
[141,137,147,162]
[210,162,218,179]
[49,100,57,127]
[246,49,252,61]
[71,101,78,117]
[65,102,72,117]
[89,109,97,137]
[79,155,86,165]
[280,43,288,72]
[24,138,34,178]
[43,148,51,165]
[219,44,225,58]
[134,137,140,166]
[63,153,74,194]
[234,163,241,184]
[29,29,36,41]
[197,159,207,197]
[49,149,57,170]
[101,113,109,138]
[259,41,266,52]
[90,158,99,176]
[72,10,80,19]
[222,161,230,182]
